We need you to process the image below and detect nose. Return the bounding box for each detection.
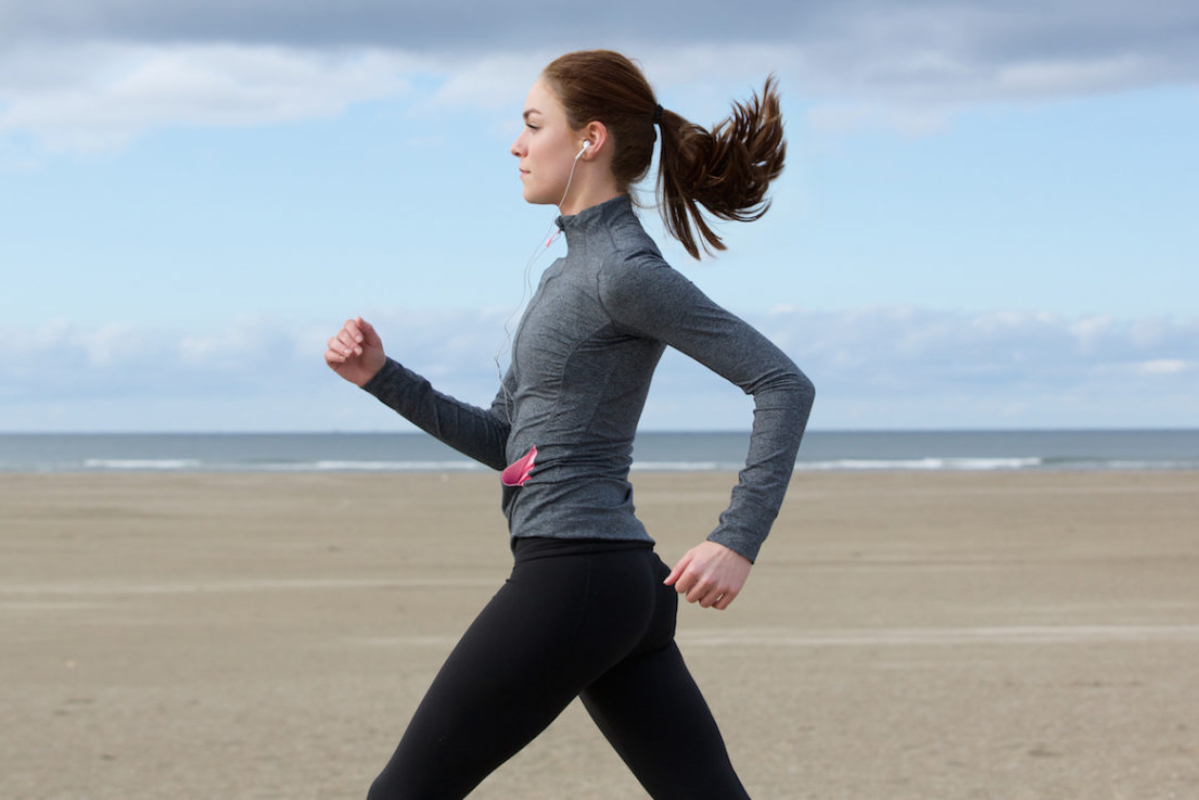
[510,131,525,158]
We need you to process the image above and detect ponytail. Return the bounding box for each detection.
[543,51,786,259]
[656,78,786,258]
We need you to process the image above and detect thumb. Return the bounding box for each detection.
[664,551,691,586]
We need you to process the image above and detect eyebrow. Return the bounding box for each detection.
[522,109,541,120]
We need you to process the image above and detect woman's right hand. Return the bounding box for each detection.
[325,316,387,387]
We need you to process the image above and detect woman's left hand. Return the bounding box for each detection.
[665,541,752,610]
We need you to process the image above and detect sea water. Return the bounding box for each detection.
[1,430,1196,473]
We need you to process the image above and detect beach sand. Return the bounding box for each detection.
[2,470,1197,799]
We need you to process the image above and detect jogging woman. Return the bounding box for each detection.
[325,49,815,800]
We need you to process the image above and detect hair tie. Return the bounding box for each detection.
[652,104,664,125]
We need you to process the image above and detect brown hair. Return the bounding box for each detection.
[542,50,786,259]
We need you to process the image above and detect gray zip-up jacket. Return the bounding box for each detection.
[363,195,814,562]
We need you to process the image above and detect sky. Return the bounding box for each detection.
[2,0,1197,432]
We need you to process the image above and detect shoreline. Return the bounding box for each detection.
[5,429,1198,476]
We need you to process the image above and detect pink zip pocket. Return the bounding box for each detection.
[501,445,538,487]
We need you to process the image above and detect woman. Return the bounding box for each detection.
[326,50,814,800]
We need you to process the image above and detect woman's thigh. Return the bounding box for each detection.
[580,640,751,800]
[367,543,657,799]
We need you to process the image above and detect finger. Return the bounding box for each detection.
[685,578,711,605]
[701,584,735,609]
[356,316,382,347]
[664,553,691,586]
[713,589,737,611]
[335,329,363,357]
[696,582,724,608]
[325,339,348,363]
[337,318,362,349]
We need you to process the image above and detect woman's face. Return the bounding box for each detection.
[511,78,583,206]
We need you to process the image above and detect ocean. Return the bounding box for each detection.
[1,430,1196,473]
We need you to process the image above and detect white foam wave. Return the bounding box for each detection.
[796,457,1044,471]
[631,461,744,472]
[83,458,203,470]
[25,453,1187,474]
[78,458,483,473]
[308,460,482,472]
[1102,459,1199,471]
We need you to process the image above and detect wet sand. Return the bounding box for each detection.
[2,470,1197,799]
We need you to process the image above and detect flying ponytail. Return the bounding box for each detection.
[656,78,785,258]
[543,50,786,259]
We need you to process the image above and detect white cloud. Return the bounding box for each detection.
[1136,359,1192,376]
[423,53,550,113]
[0,43,419,152]
[178,315,306,371]
[38,319,171,369]
[3,2,1198,153]
[3,307,1197,430]
[802,103,954,137]
[995,55,1158,96]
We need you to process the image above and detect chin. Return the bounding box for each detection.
[522,189,556,206]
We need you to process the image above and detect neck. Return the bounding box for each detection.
[557,170,622,216]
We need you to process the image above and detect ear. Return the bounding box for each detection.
[578,120,610,158]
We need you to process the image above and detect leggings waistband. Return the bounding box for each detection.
[511,535,654,561]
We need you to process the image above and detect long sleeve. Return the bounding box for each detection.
[597,255,815,562]
[361,357,512,472]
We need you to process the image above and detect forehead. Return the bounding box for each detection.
[523,78,563,118]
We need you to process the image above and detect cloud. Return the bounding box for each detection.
[1136,359,1193,376]
[3,307,1197,431]
[764,306,1199,380]
[5,1,1198,62]
[0,43,419,151]
[2,1,1197,153]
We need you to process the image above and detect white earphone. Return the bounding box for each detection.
[576,141,591,160]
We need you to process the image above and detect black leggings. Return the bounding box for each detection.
[366,536,751,799]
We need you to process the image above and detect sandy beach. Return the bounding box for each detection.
[2,470,1197,799]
